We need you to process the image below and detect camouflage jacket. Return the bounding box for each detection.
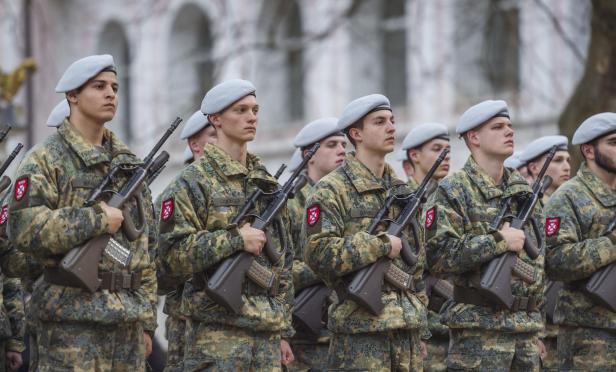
[0,276,24,352]
[303,153,428,334]
[8,120,157,331]
[156,144,294,336]
[545,162,616,329]
[425,156,545,333]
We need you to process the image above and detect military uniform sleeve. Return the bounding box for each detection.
[2,277,25,353]
[140,187,158,334]
[425,185,508,275]
[288,198,320,290]
[277,211,295,339]
[158,178,245,278]
[304,183,391,280]
[8,155,108,257]
[545,191,616,281]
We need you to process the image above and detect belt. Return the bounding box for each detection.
[44,268,142,292]
[454,285,539,312]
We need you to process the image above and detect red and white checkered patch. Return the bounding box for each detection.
[425,207,436,229]
[14,177,28,201]
[545,217,561,237]
[0,205,8,225]
[161,198,174,222]
[306,204,320,226]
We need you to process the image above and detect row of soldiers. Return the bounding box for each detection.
[0,53,613,372]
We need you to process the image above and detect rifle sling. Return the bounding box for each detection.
[44,268,141,292]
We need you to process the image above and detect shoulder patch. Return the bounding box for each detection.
[545,217,560,237]
[161,198,175,222]
[425,207,436,229]
[306,204,320,226]
[14,176,29,201]
[0,205,8,225]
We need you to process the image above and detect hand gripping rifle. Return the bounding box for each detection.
[347,148,449,315]
[583,213,616,311]
[478,146,556,309]
[59,117,182,292]
[205,143,321,314]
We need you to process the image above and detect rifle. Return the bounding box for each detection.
[205,143,321,314]
[292,283,332,337]
[478,146,556,309]
[59,117,182,292]
[347,149,449,315]
[583,213,616,311]
[0,126,11,143]
[426,275,454,313]
[0,143,24,194]
[544,280,563,322]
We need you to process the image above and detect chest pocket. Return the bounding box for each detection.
[68,175,104,207]
[208,194,245,231]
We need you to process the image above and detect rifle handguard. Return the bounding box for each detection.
[246,260,276,291]
[400,219,421,266]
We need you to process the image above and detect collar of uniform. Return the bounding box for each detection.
[464,156,529,200]
[342,153,400,193]
[578,162,616,207]
[303,170,316,187]
[58,119,140,167]
[204,144,278,187]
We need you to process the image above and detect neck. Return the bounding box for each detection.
[472,151,505,185]
[355,148,386,178]
[68,111,105,146]
[412,168,429,186]
[588,161,616,189]
[216,135,248,167]
[307,166,325,183]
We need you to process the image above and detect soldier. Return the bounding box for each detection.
[156,79,295,370]
[303,94,428,371]
[8,55,158,371]
[183,146,194,165]
[399,123,451,372]
[425,100,545,370]
[287,117,346,371]
[544,113,616,371]
[155,110,217,372]
[504,151,532,184]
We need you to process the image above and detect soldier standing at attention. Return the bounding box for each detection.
[504,151,532,184]
[425,100,545,371]
[544,113,616,371]
[8,54,158,371]
[287,117,346,371]
[156,79,295,371]
[304,94,428,371]
[399,123,451,372]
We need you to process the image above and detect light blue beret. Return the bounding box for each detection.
[337,94,391,131]
[504,151,526,169]
[572,112,616,145]
[55,54,116,93]
[395,149,408,162]
[287,148,303,172]
[456,100,509,135]
[183,146,194,163]
[400,123,449,158]
[293,117,342,148]
[46,99,70,127]
[180,110,211,140]
[519,135,568,162]
[200,79,256,115]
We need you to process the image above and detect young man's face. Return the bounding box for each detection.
[189,125,218,160]
[211,95,259,143]
[589,132,616,174]
[353,109,396,155]
[308,135,346,175]
[408,138,451,180]
[528,150,571,188]
[470,116,514,159]
[69,71,118,123]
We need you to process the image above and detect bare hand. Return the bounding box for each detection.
[5,351,22,372]
[420,341,428,360]
[144,332,153,358]
[100,201,124,234]
[239,223,266,255]
[500,222,525,253]
[280,339,294,365]
[386,234,402,259]
[537,339,547,360]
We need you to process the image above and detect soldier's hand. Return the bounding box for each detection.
[386,234,402,258]
[239,223,266,255]
[420,341,428,360]
[100,201,124,234]
[537,339,547,360]
[144,332,153,358]
[500,222,525,253]
[280,339,294,365]
[5,351,22,372]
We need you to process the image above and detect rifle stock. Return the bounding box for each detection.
[293,284,332,337]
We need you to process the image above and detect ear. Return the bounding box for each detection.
[348,127,362,144]
[402,160,413,177]
[527,160,538,176]
[580,143,595,161]
[188,138,200,153]
[465,130,480,148]
[66,91,79,105]
[209,114,222,129]
[409,148,420,164]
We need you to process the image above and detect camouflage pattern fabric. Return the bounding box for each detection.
[164,314,185,372]
[183,319,282,371]
[326,329,423,372]
[33,320,145,372]
[448,328,540,371]
[285,342,328,372]
[540,325,558,371]
[557,325,616,371]
[424,312,447,372]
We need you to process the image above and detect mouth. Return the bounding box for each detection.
[103,104,115,110]
[441,165,449,171]
[335,159,344,165]
[504,140,514,146]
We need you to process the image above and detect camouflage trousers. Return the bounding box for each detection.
[163,315,185,372]
[447,329,540,371]
[327,329,423,371]
[286,341,329,371]
[33,321,145,372]
[557,325,616,371]
[182,320,281,371]
[541,336,558,371]
[425,335,448,372]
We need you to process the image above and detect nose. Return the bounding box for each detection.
[336,144,346,155]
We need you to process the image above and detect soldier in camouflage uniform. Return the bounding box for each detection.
[425,100,545,371]
[304,94,428,371]
[156,79,295,371]
[287,117,346,371]
[400,123,451,372]
[544,113,616,371]
[8,55,158,371]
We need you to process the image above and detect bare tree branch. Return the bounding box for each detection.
[534,0,585,63]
